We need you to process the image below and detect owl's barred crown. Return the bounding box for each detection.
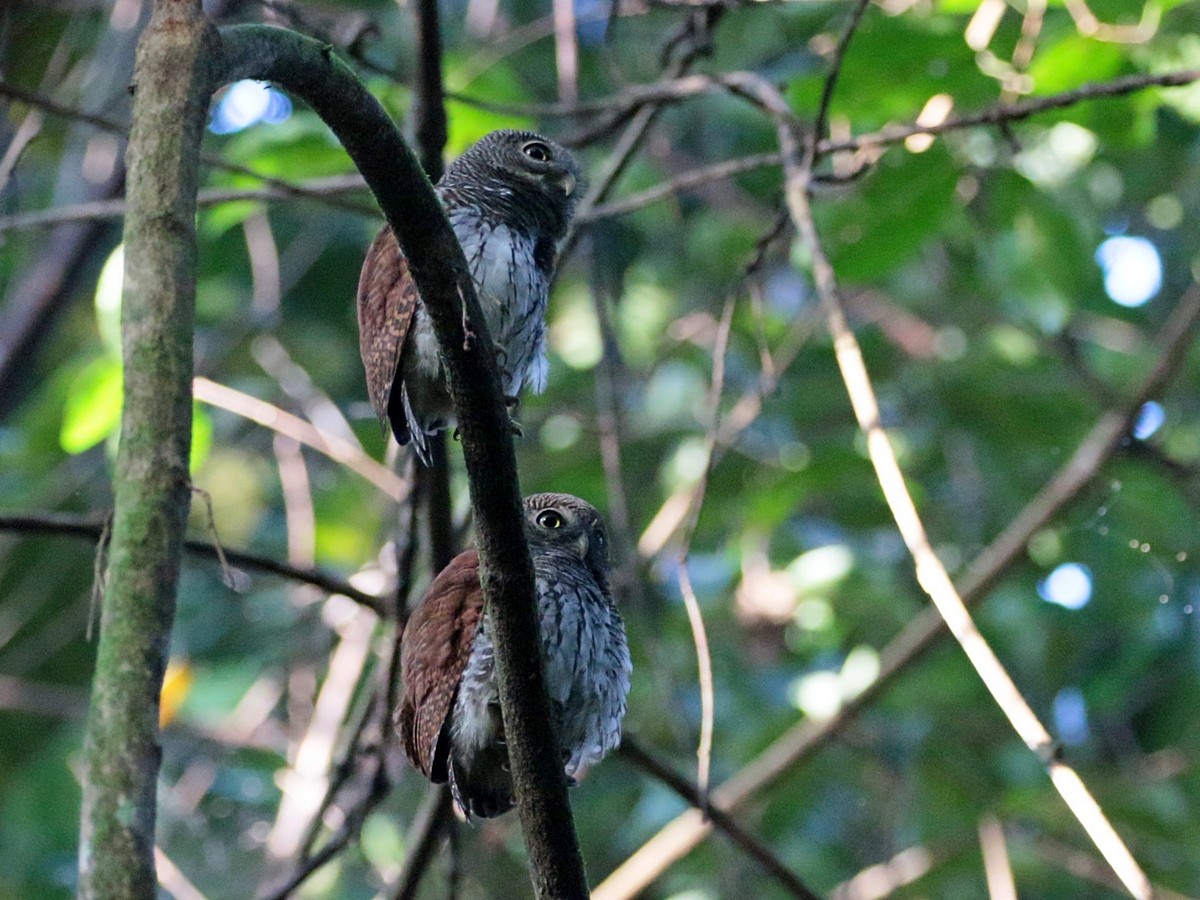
[523,492,611,593]
[439,130,584,239]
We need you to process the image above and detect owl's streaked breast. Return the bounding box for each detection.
[448,551,630,798]
[446,209,551,397]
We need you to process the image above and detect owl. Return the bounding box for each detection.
[356,130,583,464]
[396,493,631,819]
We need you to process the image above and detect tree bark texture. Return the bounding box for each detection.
[77,1,217,897]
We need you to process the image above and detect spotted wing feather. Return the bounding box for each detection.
[356,225,420,441]
[397,549,485,781]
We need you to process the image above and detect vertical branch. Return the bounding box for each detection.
[77,0,217,896]
[404,9,458,890]
[409,0,456,578]
[410,0,447,182]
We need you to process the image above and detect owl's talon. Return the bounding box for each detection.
[452,427,462,442]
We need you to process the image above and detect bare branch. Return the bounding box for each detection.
[0,511,386,614]
[618,738,821,900]
[0,175,373,233]
[580,69,1200,224]
[827,68,1200,154]
[193,377,409,502]
[773,66,1156,900]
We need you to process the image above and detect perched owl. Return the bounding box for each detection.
[396,493,631,819]
[357,130,583,464]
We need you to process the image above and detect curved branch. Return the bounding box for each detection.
[214,25,587,898]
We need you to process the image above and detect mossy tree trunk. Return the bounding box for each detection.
[77,1,218,897]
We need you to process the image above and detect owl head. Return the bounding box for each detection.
[523,492,610,591]
[443,130,584,235]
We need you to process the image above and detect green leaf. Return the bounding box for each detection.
[190,403,212,474]
[94,244,124,359]
[818,143,957,281]
[1029,34,1124,94]
[60,356,122,454]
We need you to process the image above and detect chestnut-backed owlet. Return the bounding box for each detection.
[396,493,631,819]
[357,130,582,464]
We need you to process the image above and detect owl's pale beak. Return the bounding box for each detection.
[574,532,590,562]
[558,172,577,197]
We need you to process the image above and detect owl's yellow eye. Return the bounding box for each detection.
[522,141,552,162]
[536,509,564,529]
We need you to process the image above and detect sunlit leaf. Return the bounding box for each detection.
[60,356,122,454]
[94,244,123,359]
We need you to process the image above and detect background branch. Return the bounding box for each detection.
[592,71,1200,900]
[0,511,384,612]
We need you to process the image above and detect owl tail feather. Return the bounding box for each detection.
[448,759,513,821]
[389,383,432,467]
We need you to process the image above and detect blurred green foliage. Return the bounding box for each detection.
[2,0,1200,898]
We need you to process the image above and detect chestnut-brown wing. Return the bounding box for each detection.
[356,225,420,435]
[397,549,485,780]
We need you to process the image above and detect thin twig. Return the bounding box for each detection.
[810,0,871,148]
[673,563,715,800]
[390,786,453,900]
[560,9,724,262]
[191,486,237,589]
[0,175,373,233]
[618,738,822,900]
[0,512,385,613]
[672,290,737,798]
[260,761,391,900]
[0,81,378,217]
[192,377,409,502]
[86,514,112,641]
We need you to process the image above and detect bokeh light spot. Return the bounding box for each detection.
[1133,401,1165,440]
[1038,562,1092,610]
[1053,687,1090,746]
[210,80,293,135]
[1095,236,1162,308]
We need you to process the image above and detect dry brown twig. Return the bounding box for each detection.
[192,377,409,502]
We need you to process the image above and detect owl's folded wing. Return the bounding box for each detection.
[396,549,485,781]
[356,225,420,439]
